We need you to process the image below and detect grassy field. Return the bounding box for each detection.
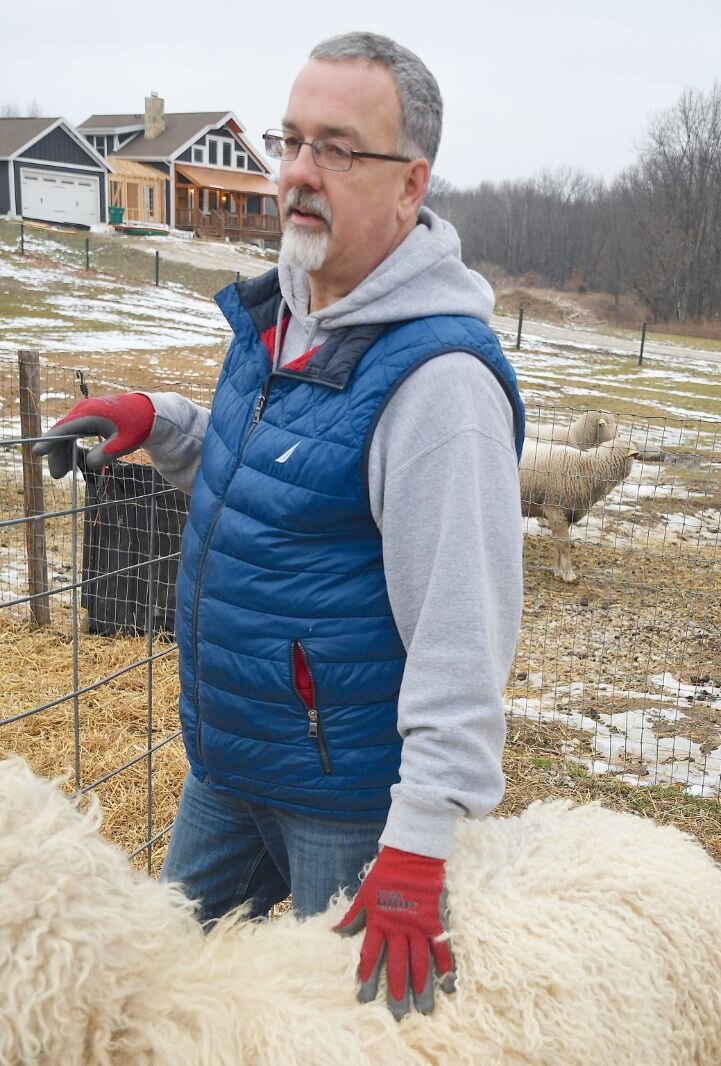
[0,218,253,297]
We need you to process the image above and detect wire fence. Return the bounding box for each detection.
[1,351,720,875]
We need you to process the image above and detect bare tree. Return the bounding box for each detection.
[0,99,43,118]
[425,82,721,323]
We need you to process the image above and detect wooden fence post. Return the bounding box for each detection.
[639,322,647,366]
[516,306,524,350]
[18,349,51,626]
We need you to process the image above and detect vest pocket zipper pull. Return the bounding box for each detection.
[292,640,332,774]
[251,390,267,427]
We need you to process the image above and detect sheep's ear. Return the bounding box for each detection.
[628,449,640,458]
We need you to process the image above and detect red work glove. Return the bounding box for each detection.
[33,394,155,478]
[334,846,455,1020]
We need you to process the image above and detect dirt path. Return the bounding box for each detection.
[492,314,721,365]
[120,234,275,278]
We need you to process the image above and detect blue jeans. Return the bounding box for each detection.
[160,771,385,921]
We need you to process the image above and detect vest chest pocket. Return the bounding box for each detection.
[291,641,332,775]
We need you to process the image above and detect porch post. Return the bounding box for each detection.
[169,162,176,229]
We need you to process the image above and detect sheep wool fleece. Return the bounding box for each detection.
[175,270,525,819]
[3,755,721,1066]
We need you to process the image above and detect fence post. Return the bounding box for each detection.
[516,306,524,350]
[85,237,90,270]
[17,349,51,626]
[20,221,25,255]
[155,250,160,286]
[639,322,647,366]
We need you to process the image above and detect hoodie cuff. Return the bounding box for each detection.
[379,794,459,861]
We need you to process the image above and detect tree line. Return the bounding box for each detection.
[426,84,721,323]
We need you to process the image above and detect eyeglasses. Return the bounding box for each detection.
[263,130,411,173]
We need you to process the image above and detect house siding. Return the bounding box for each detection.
[179,130,254,167]
[143,161,171,175]
[0,162,10,214]
[22,126,103,168]
[15,161,107,219]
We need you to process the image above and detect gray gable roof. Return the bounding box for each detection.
[0,117,61,158]
[79,112,230,159]
[79,114,145,129]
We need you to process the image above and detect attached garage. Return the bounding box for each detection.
[20,168,100,226]
[0,117,109,227]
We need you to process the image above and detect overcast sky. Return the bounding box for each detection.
[3,0,720,189]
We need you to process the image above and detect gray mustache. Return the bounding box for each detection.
[284,189,332,227]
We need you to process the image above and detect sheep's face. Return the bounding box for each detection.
[624,448,639,476]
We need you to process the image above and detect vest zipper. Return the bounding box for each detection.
[193,375,273,759]
[291,640,332,775]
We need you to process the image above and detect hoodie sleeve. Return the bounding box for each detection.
[368,352,523,860]
[140,392,210,495]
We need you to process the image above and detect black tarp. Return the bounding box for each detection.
[81,457,188,636]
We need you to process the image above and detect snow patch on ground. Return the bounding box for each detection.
[510,671,721,797]
[0,239,230,353]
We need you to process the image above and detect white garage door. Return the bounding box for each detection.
[20,169,100,226]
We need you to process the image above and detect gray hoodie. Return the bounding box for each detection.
[146,207,523,859]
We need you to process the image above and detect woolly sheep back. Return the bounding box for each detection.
[525,409,618,448]
[1,756,721,1066]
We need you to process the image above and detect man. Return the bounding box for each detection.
[35,32,525,1020]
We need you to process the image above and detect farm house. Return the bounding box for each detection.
[78,96,281,246]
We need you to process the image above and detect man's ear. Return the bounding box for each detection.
[397,157,430,224]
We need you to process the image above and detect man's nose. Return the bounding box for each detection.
[284,142,323,189]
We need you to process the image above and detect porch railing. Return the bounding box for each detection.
[174,208,281,240]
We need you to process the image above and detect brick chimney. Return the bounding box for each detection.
[144,92,165,140]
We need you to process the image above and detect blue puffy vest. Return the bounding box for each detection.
[175,270,525,820]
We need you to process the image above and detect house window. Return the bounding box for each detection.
[235,152,247,169]
[222,141,232,167]
[94,136,106,156]
[208,139,218,165]
[192,145,204,164]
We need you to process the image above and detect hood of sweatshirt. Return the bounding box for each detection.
[277,207,494,338]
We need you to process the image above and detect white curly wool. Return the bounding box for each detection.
[1,755,721,1065]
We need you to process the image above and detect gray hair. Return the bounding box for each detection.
[309,32,443,168]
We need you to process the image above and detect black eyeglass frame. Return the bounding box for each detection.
[263,129,412,172]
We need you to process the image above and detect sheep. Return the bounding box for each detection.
[2,755,721,1066]
[525,409,618,449]
[520,437,638,583]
